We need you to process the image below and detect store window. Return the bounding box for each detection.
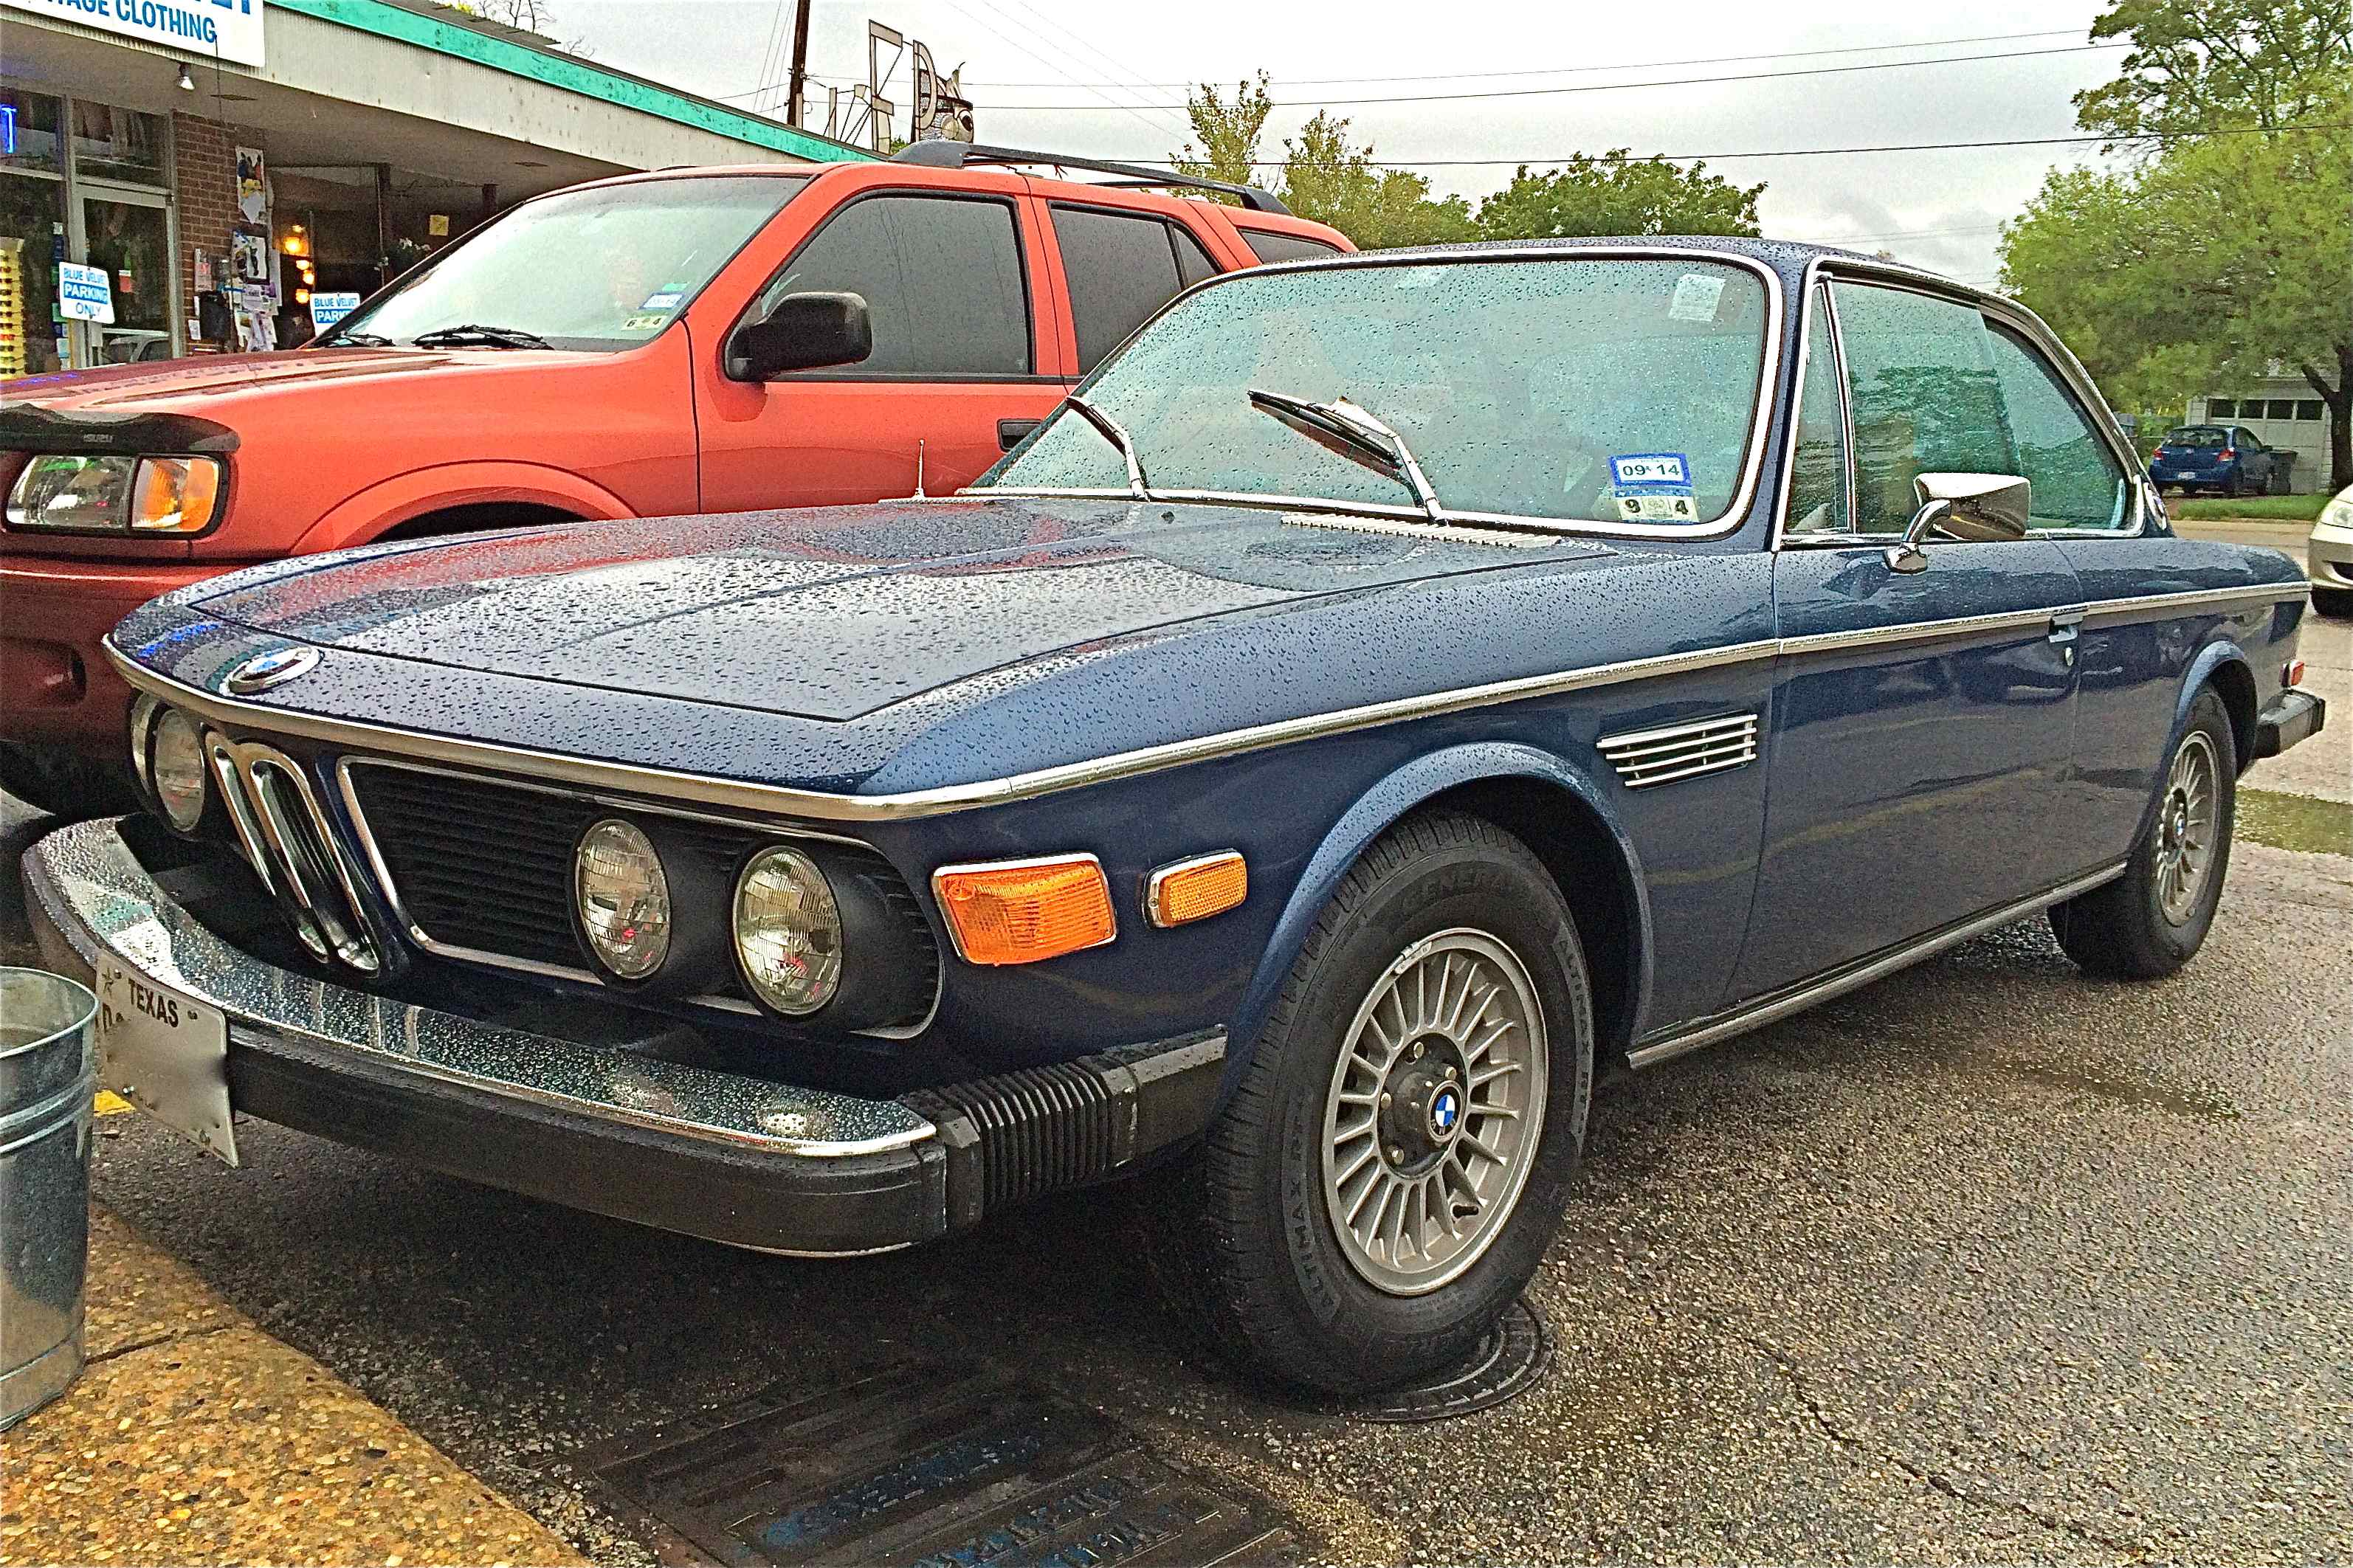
[70,103,168,187]
[0,86,179,376]
[1,88,66,376]
[2,89,65,176]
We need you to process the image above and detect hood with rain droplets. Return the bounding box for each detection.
[174,498,1602,722]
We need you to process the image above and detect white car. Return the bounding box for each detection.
[2311,485,2353,618]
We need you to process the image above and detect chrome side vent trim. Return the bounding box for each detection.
[204,733,381,975]
[1597,712,1760,789]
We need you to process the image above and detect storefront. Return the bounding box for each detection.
[1,0,867,374]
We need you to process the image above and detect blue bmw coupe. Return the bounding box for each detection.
[32,238,2323,1395]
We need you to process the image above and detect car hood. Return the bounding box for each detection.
[1,347,608,415]
[168,498,1608,723]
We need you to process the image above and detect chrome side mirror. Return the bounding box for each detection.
[1884,472,2030,573]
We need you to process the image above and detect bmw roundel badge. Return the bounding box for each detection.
[1428,1085,1461,1140]
[223,646,321,695]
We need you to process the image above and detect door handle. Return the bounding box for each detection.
[998,418,1043,452]
[2047,607,2086,642]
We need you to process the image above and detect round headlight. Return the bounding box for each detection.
[573,819,671,980]
[149,709,207,832]
[733,846,842,1016]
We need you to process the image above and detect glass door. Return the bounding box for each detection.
[75,184,175,365]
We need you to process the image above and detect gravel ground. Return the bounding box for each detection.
[21,818,2342,1564]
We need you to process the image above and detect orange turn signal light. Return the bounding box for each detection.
[129,457,222,534]
[933,854,1116,966]
[1146,851,1247,928]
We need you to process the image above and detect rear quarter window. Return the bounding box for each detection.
[1240,229,1345,265]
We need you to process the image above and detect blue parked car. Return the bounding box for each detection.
[2147,423,2288,497]
[29,238,2324,1395]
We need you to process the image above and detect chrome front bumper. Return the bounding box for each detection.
[25,818,1223,1254]
[2309,528,2353,590]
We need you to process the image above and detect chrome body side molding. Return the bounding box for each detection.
[1625,863,2126,1069]
[107,578,2302,826]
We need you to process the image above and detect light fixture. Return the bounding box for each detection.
[176,63,196,91]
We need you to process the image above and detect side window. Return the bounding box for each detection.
[1983,324,2129,531]
[1784,285,1850,535]
[1050,206,1195,373]
[1241,229,1342,265]
[756,194,1029,376]
[1828,281,2013,533]
[1171,223,1219,289]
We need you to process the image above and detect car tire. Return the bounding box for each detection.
[1143,810,1594,1395]
[2314,587,2353,619]
[2050,688,2236,980]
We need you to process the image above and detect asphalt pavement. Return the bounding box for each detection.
[5,536,2346,1565]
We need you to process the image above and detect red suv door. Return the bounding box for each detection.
[689,167,1071,511]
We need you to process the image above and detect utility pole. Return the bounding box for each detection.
[787,0,813,128]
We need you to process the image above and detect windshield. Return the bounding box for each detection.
[323,175,807,352]
[984,256,1771,528]
[2161,426,2230,448]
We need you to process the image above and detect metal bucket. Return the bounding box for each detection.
[0,967,99,1431]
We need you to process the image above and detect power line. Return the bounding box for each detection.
[1086,123,2346,169]
[935,0,1181,144]
[717,25,2109,111]
[978,0,1192,139]
[948,27,2101,89]
[979,41,2132,111]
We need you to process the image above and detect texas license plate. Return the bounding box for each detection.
[94,957,238,1166]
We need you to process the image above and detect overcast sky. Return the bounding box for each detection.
[560,0,2134,286]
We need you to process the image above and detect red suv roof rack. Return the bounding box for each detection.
[892,140,1292,215]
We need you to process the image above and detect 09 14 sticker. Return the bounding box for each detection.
[1610,452,1698,523]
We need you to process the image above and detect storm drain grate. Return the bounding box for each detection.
[580,1365,1297,1567]
[1328,1296,1556,1423]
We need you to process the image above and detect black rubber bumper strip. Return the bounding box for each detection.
[226,1025,949,1256]
[2255,688,2326,759]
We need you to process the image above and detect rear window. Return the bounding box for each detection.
[1241,229,1344,265]
[2163,426,2229,448]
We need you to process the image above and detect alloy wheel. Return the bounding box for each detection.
[1320,928,1548,1296]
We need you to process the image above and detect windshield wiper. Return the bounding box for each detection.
[1250,388,1444,522]
[410,323,553,350]
[1064,393,1151,500]
[328,330,393,347]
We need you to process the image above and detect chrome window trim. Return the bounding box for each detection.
[1627,861,2126,1069]
[972,245,1788,544]
[108,580,2304,826]
[334,755,942,1037]
[1764,258,2150,548]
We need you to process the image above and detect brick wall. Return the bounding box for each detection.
[170,112,242,348]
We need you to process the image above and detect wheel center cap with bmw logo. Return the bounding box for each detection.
[1427,1083,1462,1142]
[223,646,320,695]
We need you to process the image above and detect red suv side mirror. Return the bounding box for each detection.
[726,291,874,381]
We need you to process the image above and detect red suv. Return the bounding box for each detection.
[0,145,1349,811]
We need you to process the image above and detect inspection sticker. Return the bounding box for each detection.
[1610,452,1698,522]
[641,291,683,311]
[622,313,669,331]
[1668,272,1726,322]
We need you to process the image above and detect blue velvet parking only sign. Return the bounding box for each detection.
[58,261,115,325]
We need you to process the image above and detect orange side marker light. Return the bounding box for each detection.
[934,854,1117,965]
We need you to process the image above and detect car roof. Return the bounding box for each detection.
[1238,232,1981,295]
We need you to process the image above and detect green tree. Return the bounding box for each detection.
[2001,0,2351,487]
[2074,0,2349,142]
[1172,73,1274,199]
[1275,111,1474,249]
[1472,151,1763,241]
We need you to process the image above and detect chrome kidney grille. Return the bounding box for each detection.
[204,734,381,975]
[1596,712,1760,789]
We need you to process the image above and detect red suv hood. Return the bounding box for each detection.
[5,348,606,414]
